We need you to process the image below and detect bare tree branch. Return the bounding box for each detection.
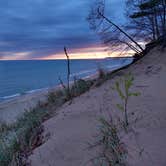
[97,9,144,52]
[64,46,70,94]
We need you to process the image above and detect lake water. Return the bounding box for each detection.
[0,58,133,101]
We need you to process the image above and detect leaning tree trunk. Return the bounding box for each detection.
[98,10,144,53]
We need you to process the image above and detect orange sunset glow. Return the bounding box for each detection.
[41,46,133,60]
[0,46,134,60]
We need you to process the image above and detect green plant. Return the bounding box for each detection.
[113,73,140,127]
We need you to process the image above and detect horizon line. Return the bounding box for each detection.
[0,56,133,61]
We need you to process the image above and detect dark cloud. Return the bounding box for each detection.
[0,0,125,59]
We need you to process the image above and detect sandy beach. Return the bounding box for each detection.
[25,46,166,166]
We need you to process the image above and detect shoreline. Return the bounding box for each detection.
[0,59,133,124]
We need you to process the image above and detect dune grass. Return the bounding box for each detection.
[0,106,49,165]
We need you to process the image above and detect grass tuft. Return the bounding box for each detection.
[47,89,66,106]
[70,79,93,97]
[89,116,126,166]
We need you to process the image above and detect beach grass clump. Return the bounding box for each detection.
[0,122,12,134]
[0,107,50,165]
[48,79,93,105]
[47,89,66,106]
[90,117,126,166]
[70,79,93,97]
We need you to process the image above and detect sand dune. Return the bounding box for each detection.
[27,46,166,166]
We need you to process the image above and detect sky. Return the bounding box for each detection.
[0,0,126,60]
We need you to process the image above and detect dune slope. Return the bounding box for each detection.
[29,47,166,166]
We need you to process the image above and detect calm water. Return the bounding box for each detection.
[0,58,133,101]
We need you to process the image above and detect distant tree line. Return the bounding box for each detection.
[87,0,166,56]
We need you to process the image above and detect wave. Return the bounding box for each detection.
[0,59,133,102]
[0,88,49,102]
[0,93,21,102]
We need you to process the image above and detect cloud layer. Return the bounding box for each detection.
[0,0,125,60]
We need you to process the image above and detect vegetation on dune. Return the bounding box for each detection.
[0,107,49,165]
[47,89,66,106]
[48,78,93,104]
[70,78,93,97]
[112,74,140,127]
